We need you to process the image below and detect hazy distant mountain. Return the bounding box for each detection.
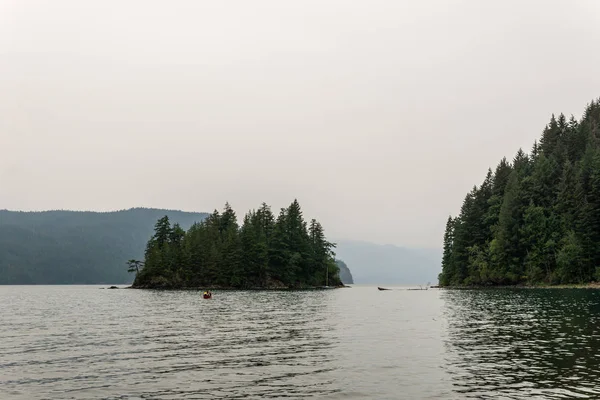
[0,208,208,284]
[335,260,354,284]
[332,240,442,285]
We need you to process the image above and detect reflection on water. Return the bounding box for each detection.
[2,285,600,399]
[442,289,600,399]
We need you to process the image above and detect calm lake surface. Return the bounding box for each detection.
[1,285,599,399]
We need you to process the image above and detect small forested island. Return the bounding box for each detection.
[131,200,344,289]
[440,98,600,287]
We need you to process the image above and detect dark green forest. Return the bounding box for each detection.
[0,208,207,284]
[133,200,343,289]
[440,98,600,286]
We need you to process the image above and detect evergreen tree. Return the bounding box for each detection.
[485,158,513,234]
[539,114,560,157]
[556,160,579,232]
[529,154,560,208]
[269,208,291,284]
[490,171,524,283]
[439,216,455,286]
[309,219,336,286]
[448,190,477,284]
[153,216,172,247]
[240,212,269,286]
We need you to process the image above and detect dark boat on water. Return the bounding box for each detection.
[378,283,431,291]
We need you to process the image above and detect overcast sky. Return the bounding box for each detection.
[1,0,600,248]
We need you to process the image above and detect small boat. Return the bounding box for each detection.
[202,291,212,299]
[377,287,391,291]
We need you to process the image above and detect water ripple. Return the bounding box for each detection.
[2,286,600,398]
[442,289,600,399]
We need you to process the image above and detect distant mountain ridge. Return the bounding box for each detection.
[0,208,208,284]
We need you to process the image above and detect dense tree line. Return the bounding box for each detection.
[440,98,600,286]
[132,200,342,289]
[0,208,207,284]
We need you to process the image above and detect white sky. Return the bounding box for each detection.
[1,0,600,247]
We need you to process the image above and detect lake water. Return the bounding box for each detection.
[1,285,599,399]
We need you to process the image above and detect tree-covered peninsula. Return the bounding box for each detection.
[440,98,600,287]
[132,200,343,289]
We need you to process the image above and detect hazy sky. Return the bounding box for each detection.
[2,0,600,248]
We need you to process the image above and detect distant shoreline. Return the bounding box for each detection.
[440,282,600,290]
[129,284,348,290]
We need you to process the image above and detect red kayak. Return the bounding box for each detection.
[203,292,212,299]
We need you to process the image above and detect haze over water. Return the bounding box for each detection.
[1,286,599,399]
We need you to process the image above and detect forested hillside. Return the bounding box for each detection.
[0,208,207,284]
[440,98,600,286]
[133,200,343,289]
